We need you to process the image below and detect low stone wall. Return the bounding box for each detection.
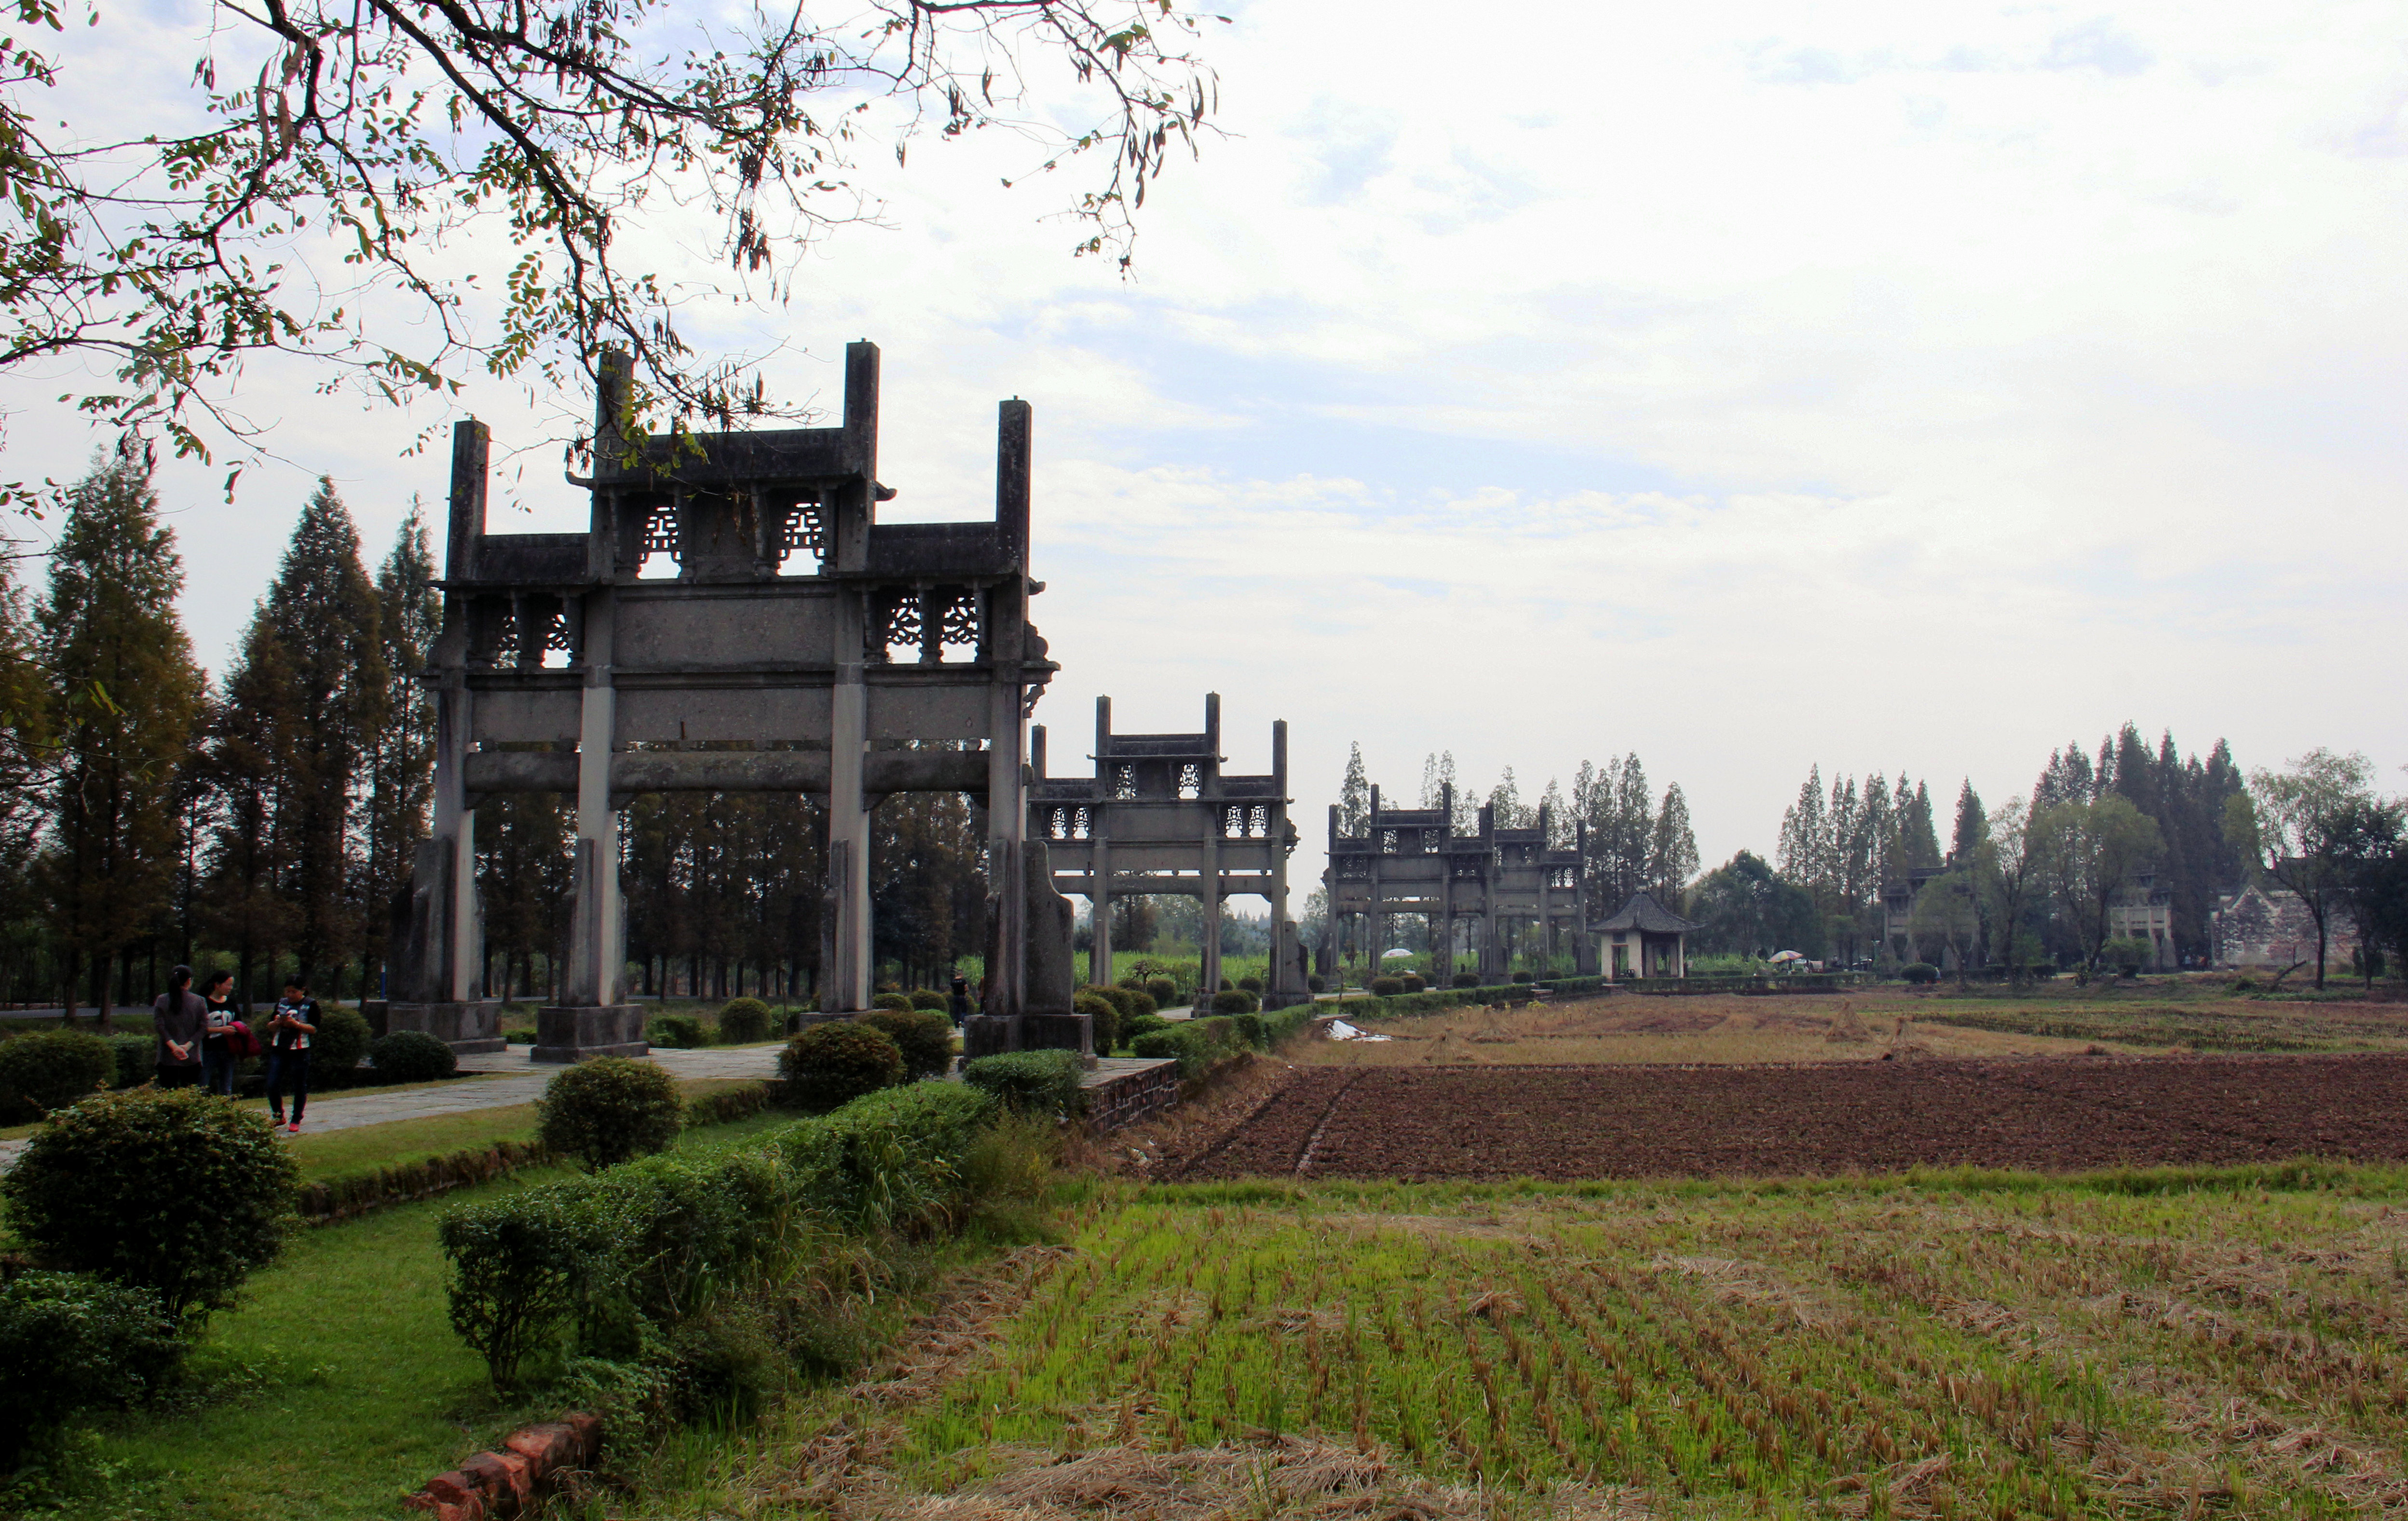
[1082,1057,1181,1132]
[404,1413,599,1521]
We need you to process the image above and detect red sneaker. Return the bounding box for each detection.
[286,1120,301,1134]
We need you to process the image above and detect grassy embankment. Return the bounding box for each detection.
[626,1163,2408,1520]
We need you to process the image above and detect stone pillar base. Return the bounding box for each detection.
[1022,1011,1094,1060]
[533,1004,648,1063]
[962,1014,1018,1059]
[383,1000,505,1054]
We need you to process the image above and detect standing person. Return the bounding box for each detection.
[263,977,320,1132]
[948,973,972,1026]
[200,970,240,1096]
[151,966,206,1088]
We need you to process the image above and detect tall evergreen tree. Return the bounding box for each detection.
[361,507,440,993]
[1338,743,1369,837]
[1647,783,1699,900]
[256,480,388,991]
[1951,780,1987,861]
[36,447,206,1026]
[1902,781,1943,868]
[1610,754,1652,905]
[197,622,298,1007]
[1486,767,1525,830]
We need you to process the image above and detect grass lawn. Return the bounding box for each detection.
[281,1075,765,1185]
[20,1109,794,1521]
[617,1162,2408,1520]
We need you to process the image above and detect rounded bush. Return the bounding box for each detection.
[857,1007,955,1081]
[538,1055,684,1171]
[1234,1011,1268,1048]
[779,1021,904,1109]
[962,1049,1085,1117]
[106,1032,155,1091]
[0,1029,115,1121]
[1400,974,1426,993]
[1217,977,1233,992]
[1451,973,1480,989]
[1144,977,1179,1007]
[870,991,913,1012]
[314,1004,373,1081]
[1073,990,1121,1055]
[906,988,949,1012]
[717,998,774,1044]
[1367,976,1404,997]
[1900,962,1941,985]
[1122,1013,1172,1042]
[1308,974,1327,994]
[1210,989,1259,1015]
[370,1028,459,1083]
[648,1013,707,1048]
[0,1087,297,1320]
[0,1270,182,1464]
[1237,975,1264,993]
[1510,971,1534,984]
[1120,987,1158,1021]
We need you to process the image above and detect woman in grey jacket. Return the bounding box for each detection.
[151,965,207,1089]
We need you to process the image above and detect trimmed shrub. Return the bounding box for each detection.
[1122,1012,1172,1042]
[870,992,914,1012]
[1144,977,1180,1007]
[783,1082,998,1232]
[539,1056,684,1171]
[1510,971,1533,984]
[1400,973,1425,993]
[858,1008,955,1082]
[372,1028,459,1083]
[1900,962,1941,985]
[778,1021,904,1109]
[906,989,949,1012]
[106,1032,155,1091]
[962,1049,1085,1118]
[1073,989,1121,1054]
[717,999,774,1044]
[1234,1012,1268,1049]
[0,1270,182,1465]
[1210,988,1259,1016]
[314,1004,373,1080]
[1,1087,297,1320]
[0,1029,115,1121]
[1131,1017,1246,1080]
[504,1027,538,1046]
[1120,988,1157,1020]
[1218,977,1233,992]
[1367,976,1405,997]
[1237,975,1263,993]
[1308,974,1327,993]
[1451,973,1480,988]
[648,1013,709,1049]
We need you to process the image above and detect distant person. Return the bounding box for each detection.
[200,970,241,1096]
[152,965,206,1089]
[948,973,972,1025]
[264,977,321,1132]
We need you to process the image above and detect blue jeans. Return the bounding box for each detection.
[202,1042,238,1096]
[265,1049,311,1121]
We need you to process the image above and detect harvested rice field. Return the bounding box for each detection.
[642,1168,2408,1520]
[1150,1055,2408,1182]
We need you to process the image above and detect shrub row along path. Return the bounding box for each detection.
[1161,1053,2408,1181]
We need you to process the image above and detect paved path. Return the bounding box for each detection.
[2,1042,1169,1168]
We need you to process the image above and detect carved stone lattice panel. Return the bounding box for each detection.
[1550,866,1578,889]
[1380,830,1400,854]
[471,596,518,668]
[1073,807,1091,839]
[779,499,826,564]
[935,589,980,660]
[640,503,680,565]
[1249,805,1270,839]
[1338,857,1374,879]
[872,588,922,663]
[1113,765,1136,801]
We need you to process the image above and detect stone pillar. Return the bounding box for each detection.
[828,657,871,1013]
[1200,810,1222,1001]
[536,589,644,1062]
[1089,835,1112,988]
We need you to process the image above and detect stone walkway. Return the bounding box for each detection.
[1,1042,1169,1169]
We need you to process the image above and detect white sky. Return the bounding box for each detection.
[7,0,2407,893]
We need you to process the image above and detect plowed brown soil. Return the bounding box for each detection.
[1157,1054,2408,1181]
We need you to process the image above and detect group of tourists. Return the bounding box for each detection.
[148,967,326,1131]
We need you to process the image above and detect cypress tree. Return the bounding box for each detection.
[1648,783,1699,901]
[257,479,387,993]
[361,506,439,993]
[36,447,206,1028]
[1951,780,1987,861]
[199,622,300,1008]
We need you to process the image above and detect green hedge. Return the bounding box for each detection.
[1126,1004,1319,1080]
[961,1049,1085,1117]
[438,1080,1002,1391]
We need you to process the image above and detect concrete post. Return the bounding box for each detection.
[1089,696,1112,988]
[1200,816,1222,1000]
[566,591,621,1006]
